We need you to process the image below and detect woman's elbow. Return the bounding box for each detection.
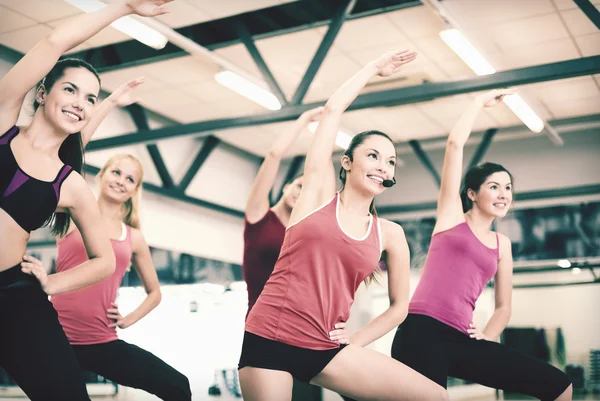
[392,303,409,325]
[153,290,163,306]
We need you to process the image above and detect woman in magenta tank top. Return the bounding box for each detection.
[238,50,448,401]
[48,153,190,400]
[243,106,323,314]
[391,90,572,401]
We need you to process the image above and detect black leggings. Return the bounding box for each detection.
[73,340,191,400]
[392,314,571,401]
[0,264,90,401]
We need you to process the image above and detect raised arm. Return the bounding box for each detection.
[434,89,514,234]
[82,77,145,148]
[292,50,417,221]
[350,220,411,347]
[245,107,323,223]
[108,228,161,329]
[0,0,171,134]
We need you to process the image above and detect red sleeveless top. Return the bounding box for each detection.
[242,210,285,313]
[51,224,133,345]
[246,193,382,350]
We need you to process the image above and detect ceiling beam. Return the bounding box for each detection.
[290,0,357,105]
[408,139,441,187]
[69,0,422,73]
[468,128,498,169]
[574,0,600,30]
[87,55,600,151]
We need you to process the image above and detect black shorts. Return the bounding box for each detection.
[238,331,347,383]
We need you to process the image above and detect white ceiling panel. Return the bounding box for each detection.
[441,0,556,28]
[255,27,330,72]
[560,7,600,36]
[526,76,600,104]
[139,55,220,86]
[493,38,580,70]
[486,14,570,50]
[386,6,444,39]
[178,78,243,104]
[0,5,37,34]
[0,0,80,22]
[139,88,198,112]
[575,32,600,56]
[0,24,51,54]
[332,14,407,53]
[544,96,600,119]
[154,1,212,28]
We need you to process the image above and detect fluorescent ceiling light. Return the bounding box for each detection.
[439,28,545,133]
[308,121,353,150]
[215,71,281,111]
[503,94,545,133]
[571,267,581,275]
[557,259,571,269]
[439,29,495,76]
[65,0,168,49]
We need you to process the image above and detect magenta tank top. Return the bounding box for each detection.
[51,224,133,345]
[409,222,499,334]
[246,193,382,350]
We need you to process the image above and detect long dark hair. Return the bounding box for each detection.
[338,130,395,284]
[460,162,514,213]
[33,58,101,236]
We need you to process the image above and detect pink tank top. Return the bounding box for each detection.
[51,224,133,345]
[242,210,285,313]
[246,193,382,350]
[409,222,499,334]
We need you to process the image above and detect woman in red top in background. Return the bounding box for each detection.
[238,50,448,401]
[243,106,323,314]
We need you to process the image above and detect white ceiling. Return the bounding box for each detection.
[1,0,599,159]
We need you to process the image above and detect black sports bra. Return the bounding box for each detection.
[0,126,73,233]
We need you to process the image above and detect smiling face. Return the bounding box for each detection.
[468,171,513,218]
[99,157,143,205]
[341,133,397,196]
[35,66,100,135]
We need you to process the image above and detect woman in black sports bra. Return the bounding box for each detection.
[0,1,173,400]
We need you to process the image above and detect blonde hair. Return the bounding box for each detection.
[98,154,144,229]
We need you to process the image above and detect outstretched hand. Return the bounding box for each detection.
[299,106,325,124]
[374,50,418,78]
[124,0,173,17]
[108,77,145,107]
[475,89,515,108]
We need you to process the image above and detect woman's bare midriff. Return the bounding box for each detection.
[0,209,30,272]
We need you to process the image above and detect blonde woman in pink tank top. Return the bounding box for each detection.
[391,90,572,401]
[238,50,448,401]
